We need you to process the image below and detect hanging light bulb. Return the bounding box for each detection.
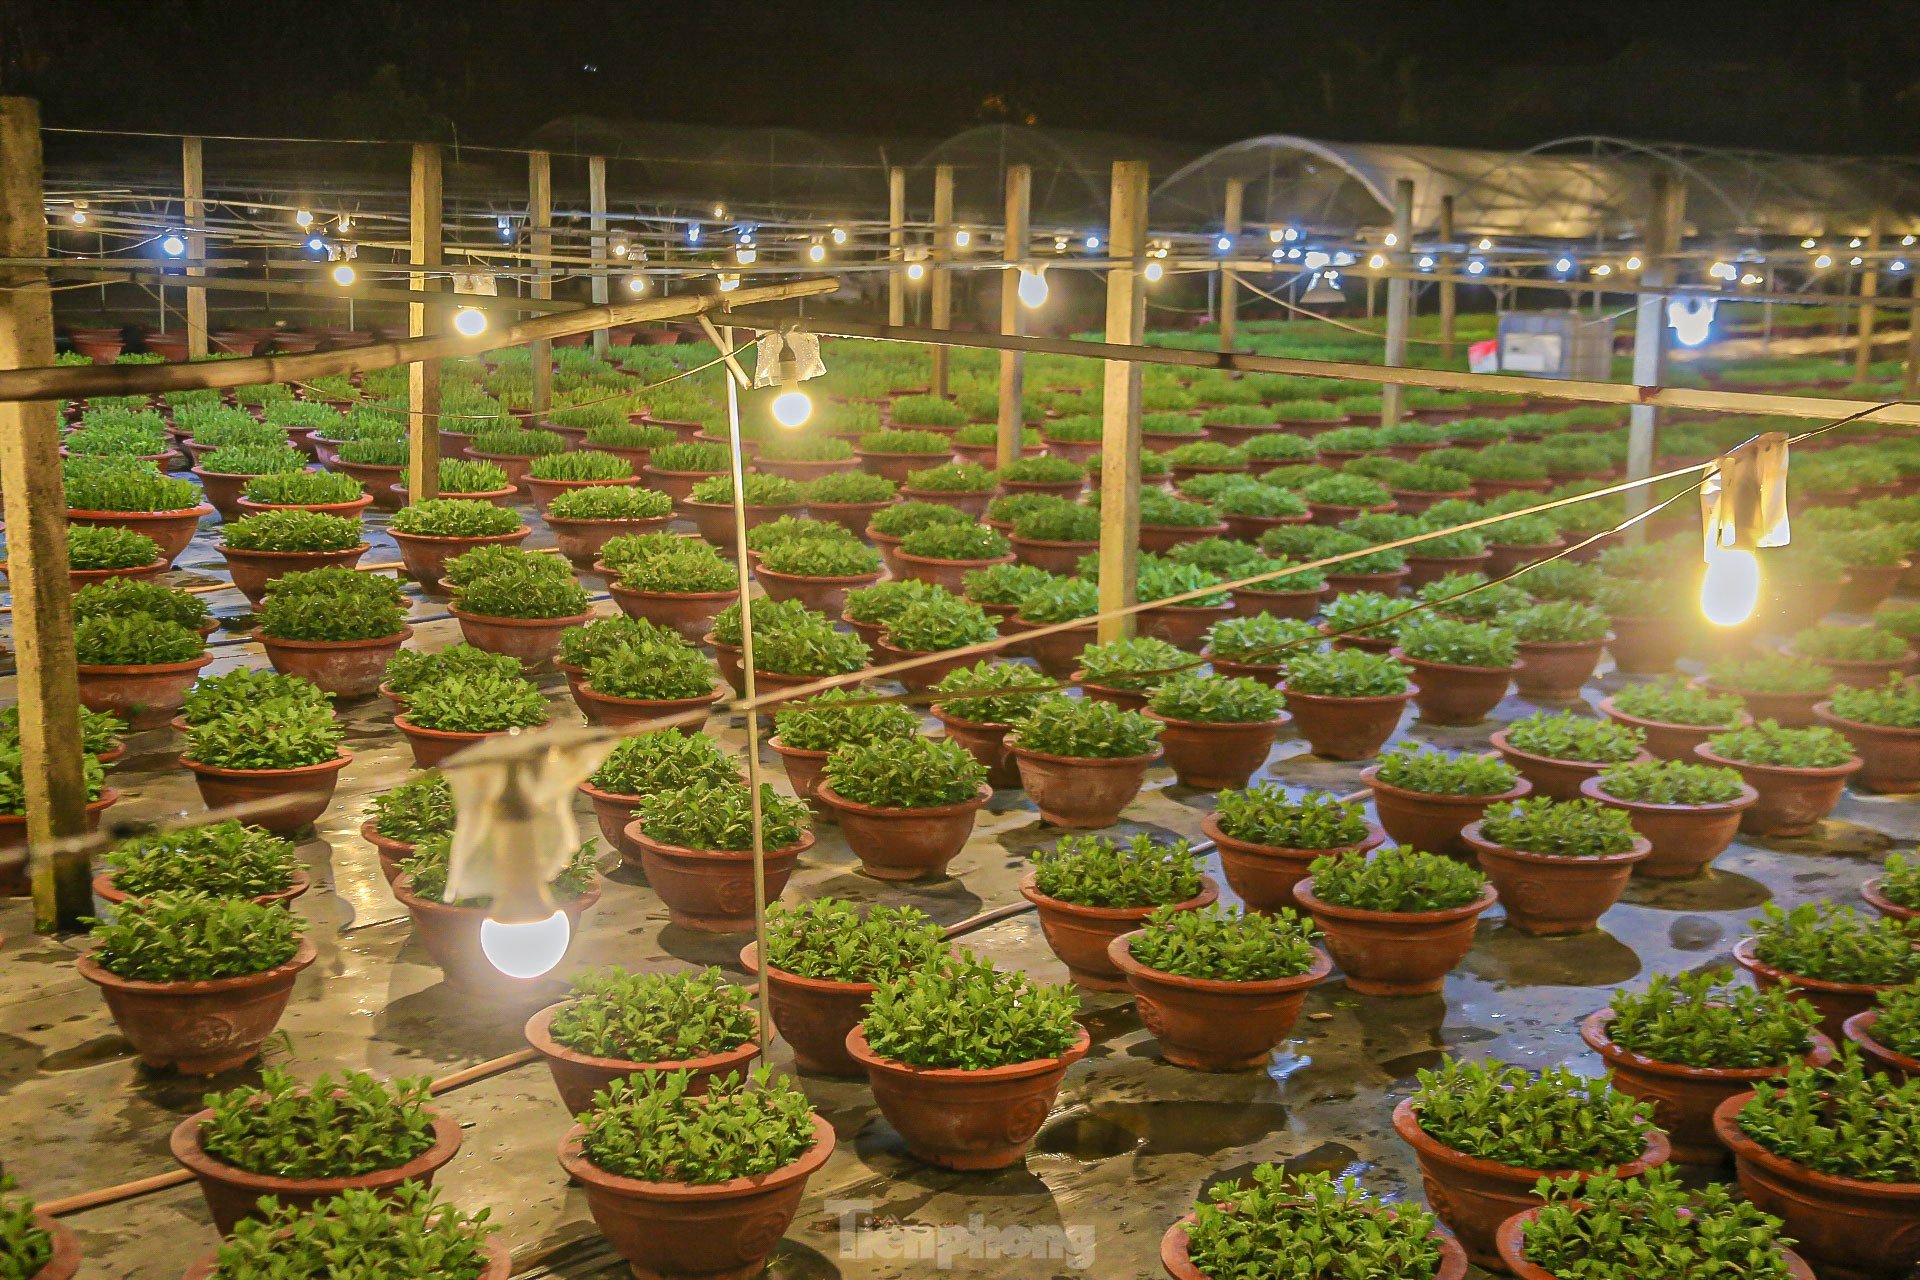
[1467,259,1487,276]
[1625,256,1643,271]
[1368,253,1386,269]
[337,214,353,233]
[1382,232,1398,247]
[453,306,488,337]
[1666,296,1717,347]
[625,271,648,294]
[755,327,825,430]
[1850,237,1863,248]
[1814,253,1833,269]
[1215,235,1233,253]
[1477,237,1493,251]
[159,232,188,259]
[954,228,971,248]
[1709,261,1737,281]
[736,245,758,265]
[1904,234,1917,247]
[330,263,356,286]
[1085,234,1101,251]
[1017,264,1049,307]
[717,273,740,292]
[294,208,314,228]
[69,203,87,226]
[712,203,727,219]
[1144,261,1164,283]
[1699,432,1790,628]
[807,241,826,263]
[1801,237,1818,249]
[610,233,630,258]
[1700,545,1762,628]
[830,226,848,245]
[906,260,926,281]
[1591,263,1611,277]
[481,910,571,980]
[687,223,702,244]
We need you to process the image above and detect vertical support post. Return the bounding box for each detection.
[1096,161,1149,644]
[996,164,1031,469]
[528,151,553,415]
[1854,210,1884,381]
[0,98,90,930]
[588,155,609,356]
[182,136,208,358]
[407,143,443,503]
[887,167,906,327]
[1379,179,1415,426]
[1904,273,1920,399]
[930,164,955,398]
[1219,177,1244,353]
[1438,194,1457,361]
[1625,171,1687,526]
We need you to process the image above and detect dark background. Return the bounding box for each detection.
[5,0,1918,155]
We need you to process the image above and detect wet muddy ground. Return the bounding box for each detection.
[0,506,1902,1279]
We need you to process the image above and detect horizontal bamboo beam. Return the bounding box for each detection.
[0,277,839,401]
[68,266,577,315]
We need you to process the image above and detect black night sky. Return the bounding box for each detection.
[5,0,1920,155]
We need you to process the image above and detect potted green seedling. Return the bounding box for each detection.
[1699,653,1836,729]
[682,471,805,548]
[856,427,954,483]
[525,966,758,1112]
[1007,694,1163,826]
[1231,557,1330,620]
[1483,514,1565,578]
[1580,759,1757,878]
[1202,613,1320,687]
[77,891,315,1073]
[997,452,1084,499]
[1163,1168,1465,1280]
[1363,746,1530,859]
[1202,787,1380,912]
[577,730,739,857]
[949,422,1044,467]
[0,747,114,876]
[752,432,860,482]
[73,609,210,729]
[1392,1059,1667,1270]
[847,956,1086,1169]
[1135,558,1236,650]
[235,468,370,519]
[394,669,550,766]
[448,555,592,669]
[1280,647,1414,760]
[327,436,409,509]
[576,639,722,729]
[765,687,918,817]
[1463,797,1650,934]
[816,736,989,880]
[1073,635,1188,709]
[893,524,1015,593]
[628,781,810,931]
[1695,719,1862,835]
[42,524,165,586]
[638,439,729,501]
[1864,850,1918,922]
[1735,902,1920,1040]
[742,899,948,1077]
[190,442,307,518]
[386,499,529,588]
[1594,577,1696,673]
[1492,709,1650,799]
[925,659,1055,787]
[180,1184,503,1280]
[875,596,1000,692]
[800,469,897,535]
[521,449,638,511]
[897,460,997,519]
[544,485,673,566]
[1137,489,1229,553]
[736,609,870,697]
[393,835,599,987]
[253,566,412,698]
[1143,671,1288,789]
[168,1068,458,1234]
[182,698,350,834]
[754,535,882,616]
[1295,846,1495,996]
[863,498,972,573]
[1302,473,1395,526]
[1020,833,1216,989]
[1844,982,1920,1078]
[465,425,568,493]
[579,420,677,473]
[1788,622,1913,689]
[97,820,306,909]
[64,456,211,563]
[363,770,453,883]
[1008,501,1100,573]
[600,536,738,642]
[1506,600,1612,698]
[0,1178,77,1280]
[1393,617,1518,724]
[1815,674,1920,792]
[1599,675,1748,760]
[1580,969,1831,1164]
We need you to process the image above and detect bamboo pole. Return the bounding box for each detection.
[408,143,443,502]
[1855,209,1884,382]
[1096,161,1149,644]
[181,137,208,358]
[996,164,1031,470]
[887,166,906,328]
[1906,274,1920,400]
[527,151,553,415]
[930,164,955,399]
[1380,178,1415,426]
[588,155,609,356]
[1625,172,1687,526]
[1438,194,1456,361]
[1219,177,1244,353]
[0,97,90,931]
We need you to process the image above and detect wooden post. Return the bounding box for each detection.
[528,151,553,414]
[996,164,1031,469]
[930,164,955,398]
[182,137,208,358]
[1438,194,1457,361]
[887,167,906,328]
[1096,161,1149,644]
[1379,179,1415,426]
[0,98,91,930]
[588,155,609,356]
[407,143,443,503]
[1219,177,1244,353]
[1625,171,1687,525]
[1855,210,1884,382]
[1904,273,1920,400]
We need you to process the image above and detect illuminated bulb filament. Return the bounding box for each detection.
[1700,545,1761,627]
[480,910,570,979]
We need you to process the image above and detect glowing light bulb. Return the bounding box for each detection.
[717,273,740,292]
[736,246,757,265]
[1554,257,1573,273]
[480,910,570,979]
[906,261,926,281]
[337,215,352,232]
[160,233,188,258]
[712,204,727,219]
[1851,256,1865,267]
[1893,260,1909,274]
[1017,265,1049,307]
[954,228,971,248]
[626,272,648,294]
[1709,261,1736,281]
[1144,261,1164,283]
[687,224,702,244]
[1814,254,1832,269]
[1418,255,1435,269]
[1700,545,1761,627]
[1904,234,1916,247]
[1216,235,1233,252]
[1282,227,1299,242]
[1368,253,1386,269]
[1467,259,1487,275]
[1625,256,1642,271]
[1591,263,1611,277]
[1303,250,1331,270]
[1801,238,1817,249]
[830,226,848,245]
[330,263,356,286]
[1268,229,1284,243]
[1382,232,1398,247]
[807,241,825,263]
[294,208,314,228]
[1085,235,1101,251]
[1477,238,1492,251]
[69,207,87,225]
[1850,237,1863,248]
[452,307,488,337]
[771,387,813,428]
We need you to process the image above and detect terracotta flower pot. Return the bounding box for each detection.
[1395,651,1515,725]
[169,1099,462,1235]
[1862,877,1917,923]
[1813,702,1920,793]
[1144,712,1287,789]
[929,707,1022,789]
[571,682,722,731]
[181,752,350,836]
[53,557,169,589]
[361,819,414,885]
[603,577,734,644]
[1789,649,1911,691]
[1163,1207,1468,1280]
[76,939,317,1074]
[1513,636,1610,700]
[389,527,530,587]
[755,565,882,617]
[1487,540,1566,578]
[450,606,591,670]
[1200,811,1383,914]
[1692,744,1861,837]
[1732,936,1899,1042]
[392,715,533,768]
[1462,820,1650,936]
[1362,767,1532,860]
[873,639,978,694]
[1844,1010,1919,1080]
[522,474,638,513]
[1139,521,1229,554]
[1072,676,1152,712]
[235,493,374,521]
[1580,1008,1834,1165]
[627,826,809,931]
[76,653,212,730]
[1140,601,1238,651]
[1203,651,1284,688]
[1230,583,1328,620]
[1576,774,1758,878]
[1294,881,1497,996]
[1008,535,1096,575]
[1010,744,1162,828]
[815,783,989,881]
[546,514,671,567]
[1493,1205,1814,1280]
[327,459,406,510]
[1490,728,1652,801]
[1836,560,1908,613]
[1403,551,1492,590]
[1712,1090,1920,1280]
[93,867,310,912]
[394,874,598,988]
[524,1002,760,1114]
[1605,614,1695,674]
[1596,696,1746,762]
[68,504,212,565]
[1020,872,1218,991]
[1015,617,1098,678]
[740,941,875,1077]
[845,1023,1090,1171]
[1392,1096,1670,1272]
[23,1214,78,1280]
[256,627,411,700]
[558,1112,834,1280]
[1323,568,1408,597]
[681,499,804,551]
[576,781,646,859]
[218,543,369,607]
[1282,688,1414,760]
[893,549,1017,594]
[1694,679,1827,730]
[187,468,257,520]
[805,497,895,536]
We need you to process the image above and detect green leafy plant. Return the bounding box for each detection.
[1012,502,1101,543]
[1793,623,1911,663]
[1302,474,1391,508]
[88,890,303,982]
[1374,746,1518,796]
[557,615,681,670]
[1734,1050,1920,1182]
[1610,676,1743,727]
[1605,969,1820,1069]
[859,427,952,456]
[1749,902,1920,986]
[1871,983,1920,1057]
[1419,571,1530,622]
[104,821,297,899]
[1507,599,1610,644]
[63,456,202,512]
[963,561,1058,606]
[256,566,407,642]
[1128,902,1318,980]
[180,669,328,726]
[1828,675,1920,729]
[453,561,589,620]
[434,458,512,494]
[756,536,883,579]
[930,659,1056,725]
[616,543,738,594]
[526,449,633,482]
[65,523,162,570]
[883,596,999,652]
[200,1068,435,1178]
[862,954,1079,1070]
[638,781,809,851]
[1477,797,1641,858]
[1410,1058,1652,1171]
[868,499,971,538]
[1509,559,1602,605]
[198,443,308,478]
[1182,1169,1442,1280]
[0,1177,50,1280]
[550,966,756,1061]
[73,610,203,666]
[73,577,209,631]
[469,426,567,459]
[186,696,344,770]
[369,770,454,843]
[1309,845,1487,913]
[586,641,717,702]
[1032,832,1201,907]
[763,898,948,983]
[1282,648,1410,697]
[383,643,521,695]
[822,736,986,808]
[242,469,365,506]
[999,454,1083,484]
[1012,694,1160,758]
[1076,635,1187,691]
[688,470,801,507]
[335,437,410,467]
[544,484,675,523]
[389,498,523,538]
[770,687,919,753]
[1596,759,1746,805]
[1882,851,1920,910]
[1147,671,1284,723]
[404,670,548,734]
[1136,489,1221,528]
[1519,1166,1796,1280]
[647,441,730,474]
[897,523,1010,562]
[1321,590,1412,643]
[749,619,869,677]
[1394,616,1517,668]
[1506,710,1645,763]
[801,469,896,505]
[588,730,740,796]
[1706,653,1835,696]
[209,1183,494,1280]
[578,1065,819,1184]
[903,461,996,494]
[1706,720,1856,768]
[400,833,596,905]
[1016,576,1100,623]
[221,509,364,553]
[1204,614,1320,664]
[1214,787,1370,849]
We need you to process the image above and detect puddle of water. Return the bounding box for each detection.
[40,1035,132,1072]
[1461,928,1641,989]
[1034,1100,1291,1161]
